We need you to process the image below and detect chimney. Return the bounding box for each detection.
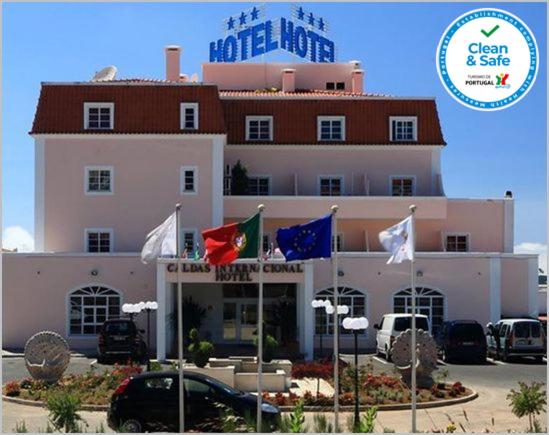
[165,45,181,82]
[282,68,296,93]
[351,69,364,94]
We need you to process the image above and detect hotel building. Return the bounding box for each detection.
[2,46,539,360]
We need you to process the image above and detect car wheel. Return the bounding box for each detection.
[501,350,509,362]
[534,356,543,363]
[97,355,107,365]
[121,419,142,433]
[442,349,450,363]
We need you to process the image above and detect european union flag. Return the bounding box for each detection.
[276,214,332,261]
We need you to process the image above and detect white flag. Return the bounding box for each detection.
[379,216,414,264]
[141,212,177,263]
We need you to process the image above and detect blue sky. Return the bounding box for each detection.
[2,2,546,257]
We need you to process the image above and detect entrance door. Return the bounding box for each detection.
[222,300,258,343]
[240,303,257,341]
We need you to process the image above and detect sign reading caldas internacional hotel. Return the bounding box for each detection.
[209,4,336,62]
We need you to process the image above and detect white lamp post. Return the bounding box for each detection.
[311,299,332,358]
[142,301,158,371]
[342,316,369,429]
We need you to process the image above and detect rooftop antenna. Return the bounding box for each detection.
[190,73,199,83]
[91,65,117,82]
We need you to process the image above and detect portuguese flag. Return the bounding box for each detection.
[202,213,260,265]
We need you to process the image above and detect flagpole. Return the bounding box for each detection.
[409,204,417,433]
[331,204,339,433]
[175,203,185,434]
[257,204,265,432]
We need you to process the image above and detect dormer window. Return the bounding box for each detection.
[246,116,273,141]
[180,103,199,130]
[390,116,417,142]
[84,103,114,130]
[318,116,345,141]
[326,82,345,90]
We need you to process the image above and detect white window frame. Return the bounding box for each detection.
[317,116,346,141]
[314,286,368,336]
[317,175,344,196]
[180,166,198,195]
[248,175,272,196]
[84,228,114,253]
[390,175,416,196]
[181,228,198,255]
[245,116,273,141]
[85,165,114,195]
[84,102,114,130]
[180,103,199,130]
[389,116,418,142]
[444,232,470,252]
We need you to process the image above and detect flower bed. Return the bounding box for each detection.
[2,362,142,405]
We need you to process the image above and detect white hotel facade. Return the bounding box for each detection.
[2,46,539,360]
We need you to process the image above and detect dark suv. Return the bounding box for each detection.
[436,320,487,363]
[97,319,147,364]
[107,371,280,432]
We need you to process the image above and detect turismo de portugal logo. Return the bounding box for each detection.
[436,8,538,111]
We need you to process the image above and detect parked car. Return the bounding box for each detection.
[374,313,430,361]
[435,320,487,363]
[97,319,147,364]
[107,371,280,432]
[486,318,546,362]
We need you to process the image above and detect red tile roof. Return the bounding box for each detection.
[30,82,445,145]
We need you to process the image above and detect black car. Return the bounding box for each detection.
[97,319,147,364]
[107,371,280,432]
[436,320,487,363]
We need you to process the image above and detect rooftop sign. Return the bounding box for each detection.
[209,4,336,63]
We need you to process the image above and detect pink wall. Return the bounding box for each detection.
[225,147,436,196]
[2,254,156,349]
[42,137,217,252]
[203,62,360,91]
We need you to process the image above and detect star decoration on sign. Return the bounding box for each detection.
[308,12,315,26]
[239,12,247,26]
[318,18,325,31]
[297,7,305,20]
[227,17,235,30]
[250,6,259,20]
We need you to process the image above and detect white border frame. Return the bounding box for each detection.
[66,283,123,338]
[389,175,416,196]
[443,232,471,253]
[83,102,114,130]
[180,102,199,130]
[180,166,199,195]
[317,175,345,196]
[317,116,346,141]
[84,228,114,253]
[389,116,418,142]
[85,165,114,195]
[248,174,272,196]
[245,116,273,141]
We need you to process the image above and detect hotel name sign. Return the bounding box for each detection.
[210,4,336,63]
[166,262,304,282]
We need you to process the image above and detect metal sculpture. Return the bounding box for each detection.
[392,328,438,388]
[24,331,70,383]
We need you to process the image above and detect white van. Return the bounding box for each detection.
[374,313,430,361]
[486,319,546,362]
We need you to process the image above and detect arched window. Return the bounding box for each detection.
[315,287,367,335]
[393,287,445,335]
[68,285,121,335]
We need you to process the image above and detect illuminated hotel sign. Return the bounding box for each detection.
[209,4,336,63]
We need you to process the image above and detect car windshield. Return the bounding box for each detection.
[104,321,135,334]
[394,317,429,332]
[513,322,532,338]
[449,324,484,340]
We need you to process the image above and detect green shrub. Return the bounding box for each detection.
[287,399,307,433]
[188,328,214,368]
[46,391,86,432]
[149,361,163,372]
[254,333,279,363]
[13,421,28,433]
[313,413,333,433]
[350,406,378,433]
[507,381,546,432]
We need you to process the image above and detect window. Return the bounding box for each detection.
[246,116,273,141]
[85,229,113,253]
[224,164,232,195]
[390,116,417,142]
[68,285,121,335]
[262,234,271,254]
[84,103,114,130]
[180,103,199,130]
[144,377,174,391]
[319,176,343,196]
[393,286,445,336]
[180,166,198,195]
[85,166,113,194]
[391,176,415,196]
[332,233,343,252]
[326,82,345,90]
[315,287,367,335]
[182,230,197,255]
[336,82,345,90]
[248,176,271,195]
[445,234,469,252]
[318,116,345,141]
